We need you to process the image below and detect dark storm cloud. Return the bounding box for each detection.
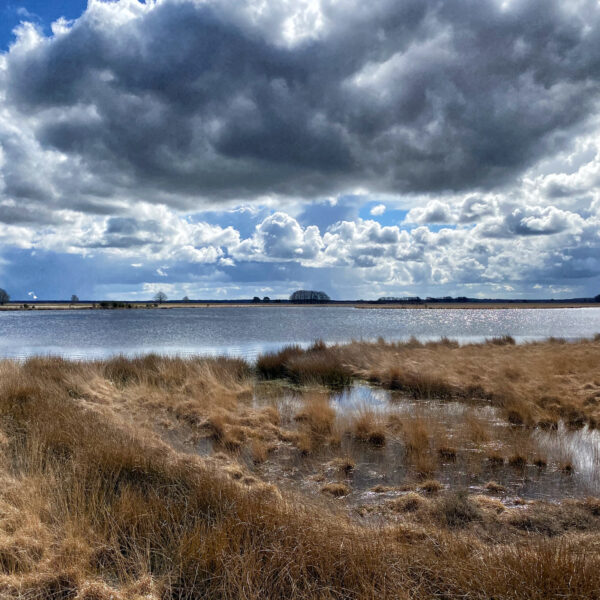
[4,0,600,213]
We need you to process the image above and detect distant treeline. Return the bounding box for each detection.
[375,295,600,304]
[8,295,600,306]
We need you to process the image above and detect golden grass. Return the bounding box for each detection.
[336,336,600,427]
[350,409,387,446]
[257,342,353,386]
[321,482,351,497]
[257,335,600,427]
[1,345,600,598]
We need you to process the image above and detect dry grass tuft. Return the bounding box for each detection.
[321,482,351,497]
[420,479,443,495]
[486,451,505,466]
[484,481,507,494]
[329,457,356,476]
[351,410,387,446]
[389,492,428,513]
[250,438,269,464]
[508,454,527,468]
[256,344,353,386]
[435,491,483,528]
[295,395,336,443]
[437,446,457,460]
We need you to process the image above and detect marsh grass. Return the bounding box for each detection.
[1,345,600,599]
[256,343,353,387]
[270,335,600,429]
[350,409,387,446]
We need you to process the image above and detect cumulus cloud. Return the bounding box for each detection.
[405,200,454,224]
[370,204,386,216]
[1,0,600,299]
[3,0,600,217]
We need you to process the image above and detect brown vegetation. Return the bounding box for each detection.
[350,409,387,446]
[256,335,600,427]
[1,340,600,598]
[257,342,353,386]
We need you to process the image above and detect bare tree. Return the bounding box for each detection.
[154,290,167,303]
[0,288,9,305]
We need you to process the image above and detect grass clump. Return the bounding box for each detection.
[436,490,482,528]
[321,482,351,497]
[485,481,507,494]
[420,479,443,495]
[329,457,356,476]
[389,492,428,513]
[437,446,457,460]
[295,396,336,438]
[352,410,387,446]
[256,345,304,379]
[508,454,527,468]
[256,342,353,386]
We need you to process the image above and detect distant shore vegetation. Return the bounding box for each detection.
[0,287,599,310]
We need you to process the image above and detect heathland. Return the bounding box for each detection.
[1,336,600,598]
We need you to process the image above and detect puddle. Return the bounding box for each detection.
[535,423,600,492]
[249,382,600,503]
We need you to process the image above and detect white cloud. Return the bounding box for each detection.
[370,204,386,216]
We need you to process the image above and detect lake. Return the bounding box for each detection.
[0,306,599,360]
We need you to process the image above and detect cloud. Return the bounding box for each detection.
[3,0,600,216]
[370,204,386,216]
[405,200,454,224]
[0,0,600,299]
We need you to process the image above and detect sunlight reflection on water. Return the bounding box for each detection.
[1,306,599,359]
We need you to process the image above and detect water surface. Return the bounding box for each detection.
[0,306,599,359]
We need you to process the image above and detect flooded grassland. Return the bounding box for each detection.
[1,337,600,599]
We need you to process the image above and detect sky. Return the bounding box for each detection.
[0,0,599,301]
